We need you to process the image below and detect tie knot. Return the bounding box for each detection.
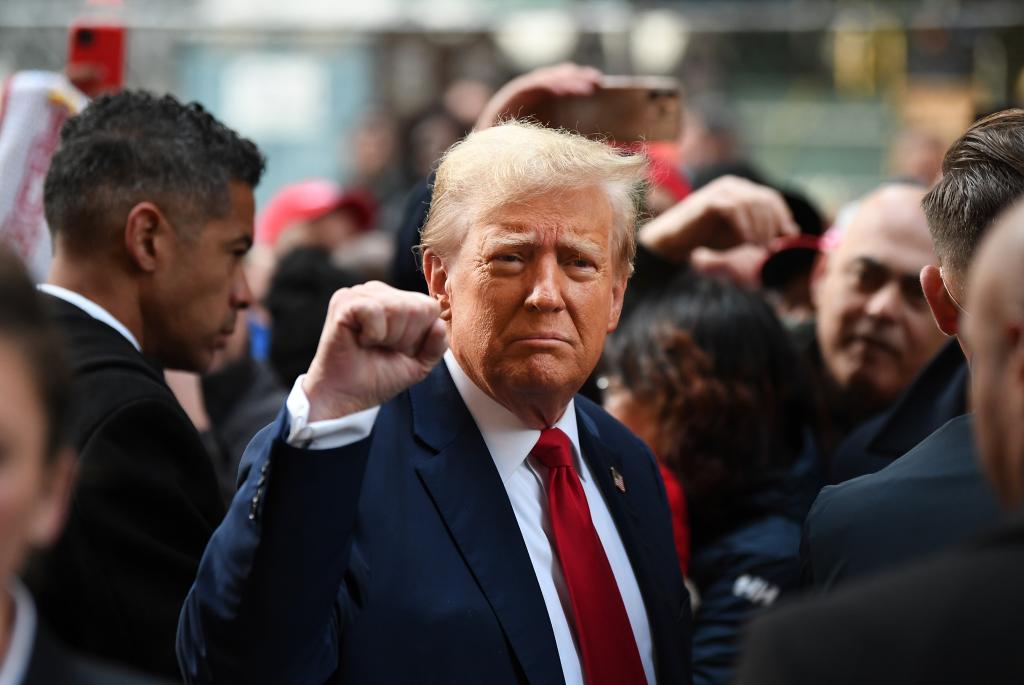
[532,427,573,469]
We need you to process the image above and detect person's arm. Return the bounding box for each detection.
[177,282,447,685]
[638,175,798,265]
[691,549,800,685]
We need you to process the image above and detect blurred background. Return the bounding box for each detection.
[3,0,1023,222]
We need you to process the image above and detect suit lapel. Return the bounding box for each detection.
[411,366,564,685]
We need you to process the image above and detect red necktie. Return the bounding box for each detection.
[531,427,647,685]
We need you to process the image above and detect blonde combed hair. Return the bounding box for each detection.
[419,120,648,275]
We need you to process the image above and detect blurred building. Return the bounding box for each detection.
[3,0,1024,215]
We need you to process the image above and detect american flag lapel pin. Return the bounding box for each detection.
[610,466,626,493]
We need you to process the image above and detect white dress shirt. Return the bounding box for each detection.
[37,284,141,352]
[0,579,38,685]
[285,350,656,685]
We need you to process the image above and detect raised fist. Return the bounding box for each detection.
[302,281,447,421]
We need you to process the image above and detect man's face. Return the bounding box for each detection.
[813,188,946,411]
[0,339,71,582]
[965,254,1024,508]
[433,186,627,423]
[147,182,255,372]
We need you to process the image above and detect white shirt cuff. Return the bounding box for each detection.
[285,374,380,450]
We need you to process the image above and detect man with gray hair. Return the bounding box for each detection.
[178,121,692,685]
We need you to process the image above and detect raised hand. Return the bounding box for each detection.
[639,175,799,262]
[475,62,602,131]
[301,281,447,422]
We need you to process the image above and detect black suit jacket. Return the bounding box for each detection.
[802,414,1002,589]
[737,511,1024,685]
[23,295,225,678]
[828,339,968,484]
[25,623,171,685]
[179,363,691,684]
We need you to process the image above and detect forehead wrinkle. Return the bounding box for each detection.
[479,223,604,257]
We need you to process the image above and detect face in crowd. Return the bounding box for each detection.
[421,122,643,428]
[812,184,947,413]
[964,204,1024,509]
[137,182,256,373]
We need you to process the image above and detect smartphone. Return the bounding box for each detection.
[522,76,682,143]
[67,22,126,97]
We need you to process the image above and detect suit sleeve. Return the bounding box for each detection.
[23,396,224,678]
[692,551,800,685]
[177,409,372,685]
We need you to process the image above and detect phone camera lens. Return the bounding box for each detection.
[77,29,95,45]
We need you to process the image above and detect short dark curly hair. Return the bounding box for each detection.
[43,90,265,254]
[922,108,1024,277]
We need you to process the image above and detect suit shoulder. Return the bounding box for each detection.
[808,418,971,523]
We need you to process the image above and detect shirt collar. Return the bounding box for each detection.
[443,350,584,484]
[0,578,37,685]
[38,284,141,352]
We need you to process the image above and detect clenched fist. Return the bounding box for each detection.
[301,281,447,422]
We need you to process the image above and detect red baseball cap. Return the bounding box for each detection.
[256,179,376,247]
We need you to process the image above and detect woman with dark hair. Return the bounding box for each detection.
[602,274,821,685]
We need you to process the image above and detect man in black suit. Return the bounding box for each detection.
[0,248,167,685]
[735,199,1024,685]
[802,109,1024,590]
[21,91,265,678]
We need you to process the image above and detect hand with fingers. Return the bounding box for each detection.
[475,62,603,131]
[301,281,448,422]
[639,175,799,263]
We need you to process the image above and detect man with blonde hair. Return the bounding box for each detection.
[179,121,692,685]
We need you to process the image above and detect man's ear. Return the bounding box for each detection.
[124,202,170,273]
[921,264,959,336]
[422,248,452,322]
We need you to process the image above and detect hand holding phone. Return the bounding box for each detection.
[66,22,125,97]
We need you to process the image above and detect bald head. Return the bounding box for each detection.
[965,201,1024,508]
[813,183,946,415]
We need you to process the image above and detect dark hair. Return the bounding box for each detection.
[922,108,1024,275]
[43,90,265,254]
[264,247,362,387]
[0,248,71,462]
[602,274,809,509]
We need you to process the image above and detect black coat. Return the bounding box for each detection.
[736,511,1024,685]
[23,295,225,678]
[25,623,171,685]
[801,414,1002,589]
[828,339,968,484]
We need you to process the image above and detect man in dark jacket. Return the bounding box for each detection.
[22,90,265,678]
[735,197,1024,685]
[801,109,1024,590]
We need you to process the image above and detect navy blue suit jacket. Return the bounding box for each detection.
[178,363,692,684]
[802,414,1002,589]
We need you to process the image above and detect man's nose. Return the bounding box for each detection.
[864,280,902,320]
[524,257,565,312]
[232,269,253,310]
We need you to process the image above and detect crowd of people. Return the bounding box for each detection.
[0,57,1022,685]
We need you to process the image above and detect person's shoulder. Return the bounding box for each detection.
[740,523,1024,685]
[812,416,973,517]
[26,623,174,685]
